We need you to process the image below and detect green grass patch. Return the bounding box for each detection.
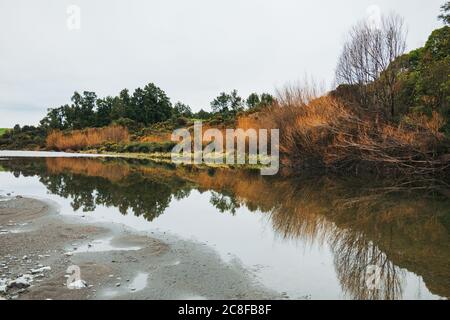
[100,141,177,154]
[0,128,9,136]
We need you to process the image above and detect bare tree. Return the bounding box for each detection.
[335,13,407,117]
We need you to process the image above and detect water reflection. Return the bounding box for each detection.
[1,157,449,299]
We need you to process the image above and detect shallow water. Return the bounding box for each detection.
[0,150,105,158]
[0,152,449,300]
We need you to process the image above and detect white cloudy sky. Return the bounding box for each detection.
[0,0,445,127]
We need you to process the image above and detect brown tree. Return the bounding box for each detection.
[335,13,407,117]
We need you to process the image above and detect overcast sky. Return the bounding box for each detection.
[0,0,445,127]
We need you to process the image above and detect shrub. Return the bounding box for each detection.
[252,84,450,176]
[46,125,129,151]
[175,116,189,127]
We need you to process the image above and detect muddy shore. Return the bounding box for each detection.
[0,196,282,300]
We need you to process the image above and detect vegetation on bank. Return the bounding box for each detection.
[0,3,449,179]
[0,125,46,150]
[255,89,449,177]
[46,125,129,151]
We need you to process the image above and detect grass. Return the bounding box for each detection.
[249,84,450,176]
[87,150,271,171]
[46,125,129,151]
[0,128,9,136]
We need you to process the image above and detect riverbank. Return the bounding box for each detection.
[0,196,282,300]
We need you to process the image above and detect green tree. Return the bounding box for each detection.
[95,96,114,127]
[393,25,450,134]
[130,83,173,125]
[194,109,211,119]
[211,90,244,115]
[246,93,275,110]
[260,93,275,107]
[40,107,65,130]
[439,1,450,25]
[173,102,193,117]
[246,93,261,109]
[70,91,97,129]
[110,89,131,120]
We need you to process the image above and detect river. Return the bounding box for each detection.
[0,151,448,300]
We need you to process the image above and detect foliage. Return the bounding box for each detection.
[130,83,173,125]
[101,141,176,154]
[173,102,193,118]
[246,93,275,111]
[46,125,129,151]
[333,8,449,137]
[253,84,450,177]
[0,125,46,150]
[112,117,140,131]
[40,83,173,131]
[210,90,244,116]
[439,1,450,25]
[394,26,450,135]
[194,109,212,120]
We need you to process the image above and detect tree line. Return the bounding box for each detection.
[0,82,274,149]
[38,84,274,132]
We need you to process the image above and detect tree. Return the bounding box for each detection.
[40,107,64,130]
[69,91,97,129]
[211,90,244,115]
[130,83,173,125]
[246,93,275,110]
[173,102,193,118]
[195,109,211,119]
[38,83,175,131]
[96,96,114,127]
[335,13,407,117]
[246,93,261,109]
[439,1,450,25]
[110,89,131,120]
[260,93,275,107]
[393,25,450,133]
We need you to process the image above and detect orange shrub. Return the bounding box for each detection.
[247,84,449,176]
[46,125,129,151]
[46,158,130,181]
[401,111,446,138]
[140,133,172,143]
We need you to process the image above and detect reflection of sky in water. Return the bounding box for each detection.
[0,170,441,300]
[130,272,149,292]
[71,238,142,253]
[99,272,149,299]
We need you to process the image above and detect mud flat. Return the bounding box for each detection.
[0,196,281,300]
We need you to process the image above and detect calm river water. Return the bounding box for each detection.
[0,151,448,299]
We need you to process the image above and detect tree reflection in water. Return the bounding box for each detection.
[1,157,449,299]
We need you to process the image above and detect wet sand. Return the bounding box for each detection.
[0,196,282,300]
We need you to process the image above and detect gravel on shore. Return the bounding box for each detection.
[0,196,281,300]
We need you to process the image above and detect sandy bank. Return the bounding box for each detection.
[0,196,281,300]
